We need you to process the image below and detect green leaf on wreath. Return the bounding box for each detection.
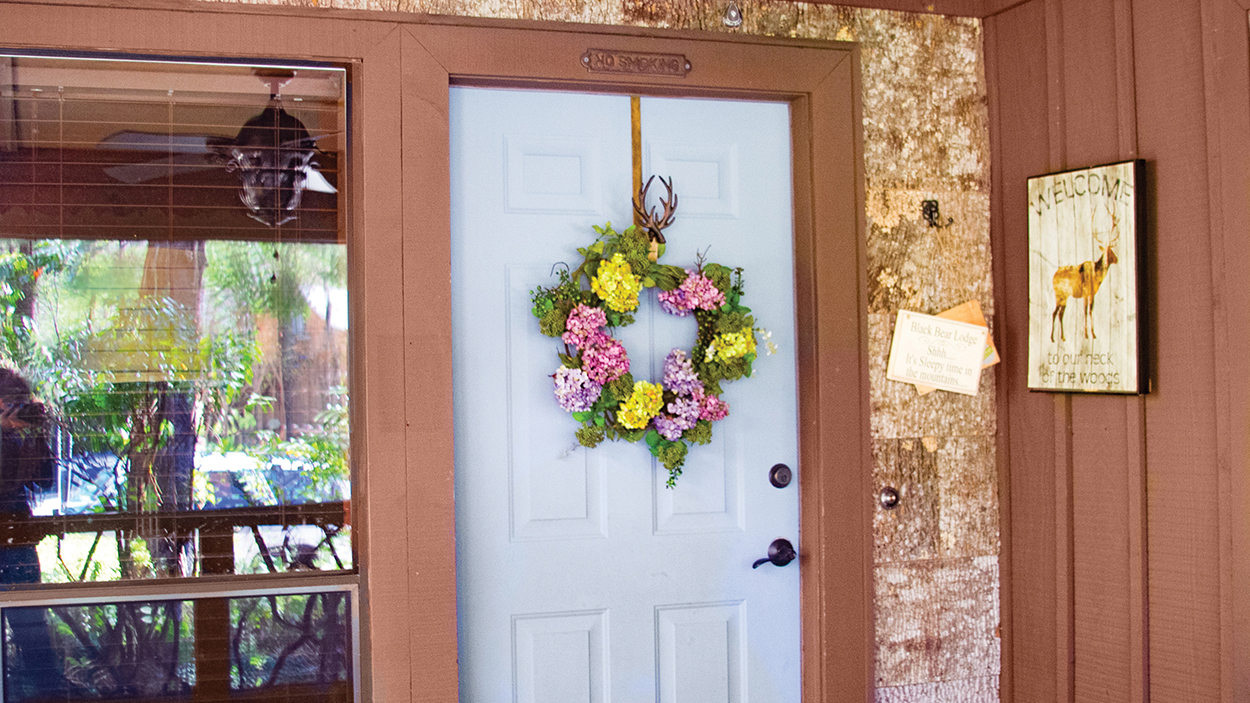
[582,427,605,447]
[594,415,605,427]
[572,411,591,422]
[645,430,660,447]
[607,373,634,401]
[653,265,685,291]
[619,427,646,443]
[703,263,732,292]
[684,420,713,445]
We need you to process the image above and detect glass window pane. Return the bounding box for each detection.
[0,56,350,583]
[3,590,353,701]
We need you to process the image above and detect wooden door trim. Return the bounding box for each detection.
[404,19,872,702]
[0,3,872,700]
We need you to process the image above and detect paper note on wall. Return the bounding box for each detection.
[886,309,990,397]
[914,300,999,395]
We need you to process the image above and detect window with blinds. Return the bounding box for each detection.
[0,54,353,702]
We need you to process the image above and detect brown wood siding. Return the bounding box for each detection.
[987,0,1250,700]
[986,3,1062,702]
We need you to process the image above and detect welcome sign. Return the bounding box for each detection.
[1027,160,1145,393]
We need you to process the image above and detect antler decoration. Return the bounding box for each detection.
[633,175,678,261]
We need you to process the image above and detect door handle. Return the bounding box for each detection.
[752,538,796,569]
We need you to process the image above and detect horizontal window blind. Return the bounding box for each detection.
[0,57,343,242]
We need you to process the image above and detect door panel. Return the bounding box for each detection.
[452,87,798,702]
[507,264,609,542]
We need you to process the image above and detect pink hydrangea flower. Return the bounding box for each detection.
[694,388,730,422]
[658,270,725,316]
[582,336,630,385]
[562,304,609,349]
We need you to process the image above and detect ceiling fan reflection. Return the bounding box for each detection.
[99,71,337,228]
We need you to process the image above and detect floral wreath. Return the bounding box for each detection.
[530,177,775,487]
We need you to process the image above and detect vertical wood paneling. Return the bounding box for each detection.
[1040,7,1076,701]
[1197,1,1250,701]
[1071,395,1131,703]
[985,4,1059,703]
[1133,1,1222,700]
[1058,1,1143,701]
[990,0,1247,701]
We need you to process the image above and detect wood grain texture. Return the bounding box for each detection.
[1058,2,1143,701]
[1134,1,1223,700]
[1198,1,1250,700]
[985,2,1062,702]
[357,27,413,703]
[399,30,460,703]
[990,0,1249,701]
[807,51,875,703]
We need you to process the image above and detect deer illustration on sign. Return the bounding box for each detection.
[1049,214,1119,342]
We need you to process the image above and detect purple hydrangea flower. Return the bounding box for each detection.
[553,366,602,412]
[653,415,685,441]
[662,349,703,397]
[666,396,701,429]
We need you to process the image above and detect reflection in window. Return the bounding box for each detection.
[0,52,354,703]
[0,55,350,585]
[3,591,352,702]
[2,238,352,582]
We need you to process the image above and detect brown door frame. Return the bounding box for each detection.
[0,3,872,701]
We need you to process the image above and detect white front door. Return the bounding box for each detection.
[451,87,799,702]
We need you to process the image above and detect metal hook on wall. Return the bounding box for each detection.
[922,199,954,228]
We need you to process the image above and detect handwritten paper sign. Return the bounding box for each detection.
[886,310,989,396]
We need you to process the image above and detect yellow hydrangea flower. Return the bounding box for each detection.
[617,380,664,429]
[712,329,757,362]
[591,253,642,313]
